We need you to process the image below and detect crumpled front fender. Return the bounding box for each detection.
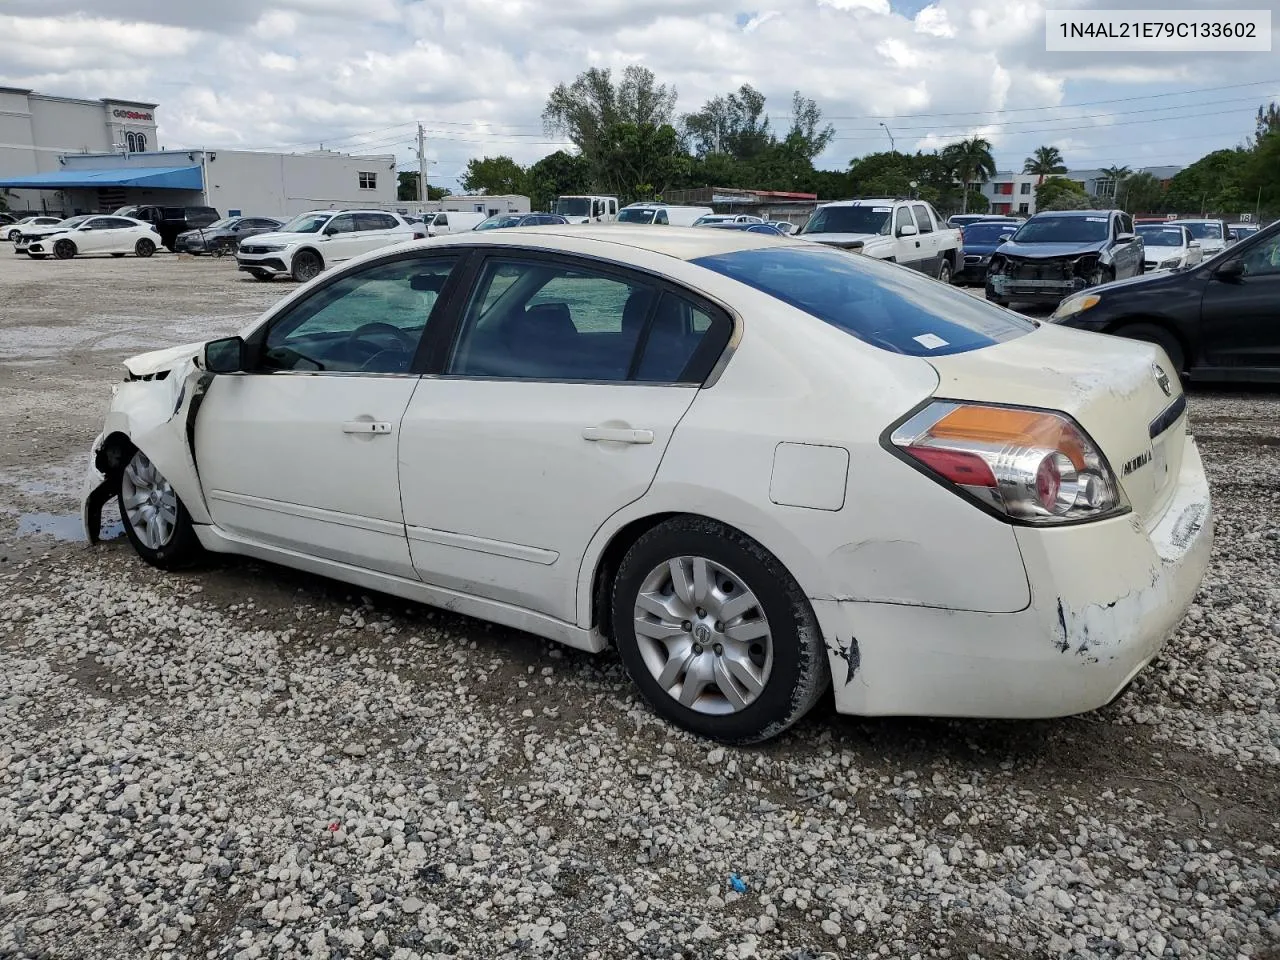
[82,361,212,542]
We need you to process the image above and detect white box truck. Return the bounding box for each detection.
[553,195,619,224]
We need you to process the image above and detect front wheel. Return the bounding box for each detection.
[135,238,156,258]
[118,449,203,569]
[53,239,76,260]
[612,516,829,744]
[291,250,322,283]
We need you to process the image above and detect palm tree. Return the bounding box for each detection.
[1098,164,1132,204]
[942,137,997,213]
[1023,145,1067,185]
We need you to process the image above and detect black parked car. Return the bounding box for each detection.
[1048,218,1280,382]
[174,216,283,256]
[113,204,220,251]
[953,219,1022,284]
[985,209,1145,307]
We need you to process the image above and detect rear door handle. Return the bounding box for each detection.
[342,420,393,435]
[582,426,654,444]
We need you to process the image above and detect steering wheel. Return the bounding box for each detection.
[345,322,416,369]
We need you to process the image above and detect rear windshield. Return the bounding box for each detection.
[694,246,1033,357]
[1136,226,1185,247]
[800,206,891,236]
[1178,221,1223,240]
[962,222,1017,242]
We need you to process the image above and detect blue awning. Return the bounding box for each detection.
[0,165,203,190]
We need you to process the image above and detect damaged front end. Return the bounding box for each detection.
[987,252,1105,302]
[82,343,214,543]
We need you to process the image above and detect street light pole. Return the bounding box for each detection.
[879,122,896,152]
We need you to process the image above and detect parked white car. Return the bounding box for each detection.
[83,225,1212,743]
[798,198,963,282]
[617,204,715,226]
[235,209,416,282]
[426,211,486,236]
[693,214,762,225]
[21,215,160,259]
[5,215,63,242]
[1136,223,1203,272]
[1167,218,1231,257]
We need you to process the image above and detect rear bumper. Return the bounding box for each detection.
[814,437,1213,718]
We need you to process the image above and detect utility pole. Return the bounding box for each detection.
[417,123,427,206]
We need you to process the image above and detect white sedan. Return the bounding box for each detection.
[82,226,1213,743]
[5,215,63,242]
[1136,223,1203,272]
[23,215,159,259]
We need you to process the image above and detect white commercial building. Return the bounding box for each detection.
[1,88,399,218]
[412,193,530,216]
[979,171,1041,217]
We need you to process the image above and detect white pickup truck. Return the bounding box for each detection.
[796,198,964,284]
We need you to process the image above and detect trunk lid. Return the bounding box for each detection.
[925,323,1186,527]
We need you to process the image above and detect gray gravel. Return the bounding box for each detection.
[1,254,1278,958]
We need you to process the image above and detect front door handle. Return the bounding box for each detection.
[342,420,392,435]
[582,426,654,444]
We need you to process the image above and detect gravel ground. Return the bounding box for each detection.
[1,251,1277,959]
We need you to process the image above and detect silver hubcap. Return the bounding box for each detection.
[121,452,178,550]
[633,556,773,715]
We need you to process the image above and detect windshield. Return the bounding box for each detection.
[474,215,523,231]
[694,246,1033,357]
[1178,221,1223,240]
[1011,215,1109,244]
[1136,226,1185,247]
[617,208,657,224]
[57,216,92,229]
[962,222,1017,243]
[800,206,892,236]
[278,213,331,234]
[554,198,591,217]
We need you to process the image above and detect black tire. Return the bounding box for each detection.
[249,270,275,282]
[936,257,953,284]
[985,287,1009,307]
[135,238,156,258]
[291,250,323,283]
[1113,323,1185,376]
[117,449,203,570]
[611,516,829,744]
[53,239,76,260]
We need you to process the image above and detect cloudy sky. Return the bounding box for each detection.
[1,0,1278,190]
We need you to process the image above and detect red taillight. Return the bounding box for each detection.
[905,447,996,487]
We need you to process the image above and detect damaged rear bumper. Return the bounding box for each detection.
[812,438,1213,719]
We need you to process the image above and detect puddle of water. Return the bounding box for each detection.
[15,511,123,542]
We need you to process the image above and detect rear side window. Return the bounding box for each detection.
[693,246,1034,357]
[912,205,933,233]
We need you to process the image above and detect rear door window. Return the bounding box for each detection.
[912,205,934,232]
[693,245,1034,357]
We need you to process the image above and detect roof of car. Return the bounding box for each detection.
[819,198,901,208]
[1029,209,1117,218]
[418,223,793,260]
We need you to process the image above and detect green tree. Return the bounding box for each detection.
[1119,171,1165,214]
[524,150,592,211]
[782,91,835,161]
[941,137,996,212]
[1163,149,1251,216]
[543,66,677,188]
[847,150,919,198]
[682,84,772,159]
[597,123,687,201]
[1023,145,1066,184]
[397,172,449,202]
[1035,176,1092,211]
[459,155,527,196]
[1256,101,1280,140]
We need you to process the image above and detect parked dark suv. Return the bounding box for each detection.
[113,205,220,251]
[985,209,1145,307]
[174,216,283,256]
[1049,217,1280,382]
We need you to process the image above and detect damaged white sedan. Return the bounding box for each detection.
[84,226,1212,744]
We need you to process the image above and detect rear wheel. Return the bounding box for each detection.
[135,238,156,258]
[291,250,323,283]
[611,516,829,744]
[53,239,76,260]
[118,449,203,569]
[1113,323,1185,376]
[936,258,953,284]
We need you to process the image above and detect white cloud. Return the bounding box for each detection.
[1,0,1274,189]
